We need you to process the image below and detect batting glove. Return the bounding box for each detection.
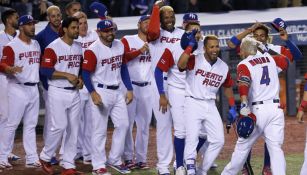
[187,30,197,47]
[240,102,251,116]
[228,105,237,124]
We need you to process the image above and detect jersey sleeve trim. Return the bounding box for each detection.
[82,50,97,72]
[41,48,57,68]
[157,48,175,72]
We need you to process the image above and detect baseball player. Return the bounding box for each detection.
[73,11,99,164]
[39,17,84,175]
[65,1,82,17]
[0,8,21,163]
[35,5,62,165]
[81,19,133,175]
[228,21,302,175]
[121,15,152,170]
[146,1,185,174]
[0,15,41,169]
[178,35,235,175]
[154,14,216,175]
[222,37,290,175]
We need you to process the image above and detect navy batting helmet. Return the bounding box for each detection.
[180,31,198,52]
[236,114,256,139]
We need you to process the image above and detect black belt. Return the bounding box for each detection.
[18,82,38,86]
[63,87,76,90]
[132,81,150,87]
[97,83,119,90]
[252,99,280,105]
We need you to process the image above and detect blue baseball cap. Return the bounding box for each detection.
[18,15,38,26]
[183,13,199,23]
[138,15,150,23]
[97,19,114,31]
[90,2,108,19]
[271,17,287,31]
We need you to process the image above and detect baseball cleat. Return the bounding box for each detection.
[186,159,196,175]
[262,166,272,175]
[39,159,54,175]
[108,163,131,174]
[83,159,92,165]
[26,161,42,168]
[210,163,218,169]
[175,166,186,175]
[135,162,149,170]
[92,168,111,175]
[0,161,13,170]
[50,156,59,165]
[60,168,85,175]
[124,160,136,170]
[8,153,21,161]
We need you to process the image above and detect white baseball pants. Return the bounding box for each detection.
[184,97,224,174]
[152,79,173,174]
[123,83,153,163]
[222,103,286,175]
[40,86,81,169]
[90,87,129,170]
[0,83,39,164]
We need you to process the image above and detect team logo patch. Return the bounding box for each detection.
[45,58,51,63]
[83,60,88,64]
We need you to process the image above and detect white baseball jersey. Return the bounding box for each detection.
[41,38,82,88]
[149,28,184,73]
[1,36,40,83]
[237,52,288,103]
[156,41,186,89]
[82,39,124,86]
[122,34,151,82]
[75,30,99,53]
[185,55,233,100]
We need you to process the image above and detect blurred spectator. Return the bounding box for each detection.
[170,0,189,13]
[11,0,33,16]
[277,0,302,7]
[110,0,130,16]
[232,0,271,10]
[32,0,54,21]
[65,1,81,17]
[129,0,155,16]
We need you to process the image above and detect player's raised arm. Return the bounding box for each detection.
[177,32,197,71]
[146,1,162,42]
[227,22,263,49]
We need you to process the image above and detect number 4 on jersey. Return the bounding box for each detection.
[260,66,270,85]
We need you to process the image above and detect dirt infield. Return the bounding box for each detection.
[1,116,306,175]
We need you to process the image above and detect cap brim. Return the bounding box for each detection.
[20,20,39,26]
[270,23,280,32]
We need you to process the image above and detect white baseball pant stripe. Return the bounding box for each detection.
[123,84,153,163]
[168,85,185,139]
[300,128,307,175]
[152,80,173,174]
[77,91,92,161]
[0,83,39,164]
[90,87,129,170]
[184,97,224,174]
[40,86,81,169]
[222,103,285,175]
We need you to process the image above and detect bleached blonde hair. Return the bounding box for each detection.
[240,37,258,55]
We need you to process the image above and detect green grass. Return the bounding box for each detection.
[88,154,304,175]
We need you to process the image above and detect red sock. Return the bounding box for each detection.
[299,100,307,111]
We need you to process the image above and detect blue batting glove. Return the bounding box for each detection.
[187,32,197,47]
[228,105,237,124]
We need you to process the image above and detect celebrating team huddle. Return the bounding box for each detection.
[0,0,306,175]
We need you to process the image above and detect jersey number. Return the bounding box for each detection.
[260,66,270,85]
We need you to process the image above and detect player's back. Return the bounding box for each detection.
[239,52,280,102]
